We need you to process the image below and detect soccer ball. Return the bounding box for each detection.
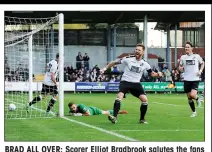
[8,103,16,111]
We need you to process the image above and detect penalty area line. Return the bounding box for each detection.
[153,102,204,109]
[62,116,138,142]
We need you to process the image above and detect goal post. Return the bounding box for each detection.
[28,35,33,103]
[58,13,64,117]
[5,13,64,119]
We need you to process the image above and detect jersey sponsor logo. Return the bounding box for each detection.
[130,65,141,73]
[186,60,195,65]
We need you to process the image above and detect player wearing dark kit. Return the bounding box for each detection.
[100,43,162,124]
[179,41,204,117]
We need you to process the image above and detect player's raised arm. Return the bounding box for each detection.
[100,57,127,74]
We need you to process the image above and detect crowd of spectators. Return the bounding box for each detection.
[64,63,122,82]
[64,61,204,83]
[5,56,30,82]
[5,53,205,83]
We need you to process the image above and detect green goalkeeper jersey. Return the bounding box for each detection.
[77,104,102,115]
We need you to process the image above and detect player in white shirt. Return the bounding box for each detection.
[100,43,163,124]
[27,53,59,115]
[179,41,204,117]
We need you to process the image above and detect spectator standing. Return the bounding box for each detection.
[83,53,90,70]
[76,52,83,70]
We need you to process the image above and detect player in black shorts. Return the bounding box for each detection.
[100,43,162,124]
[27,53,59,115]
[179,41,204,117]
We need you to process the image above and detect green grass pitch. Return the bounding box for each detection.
[4,93,205,141]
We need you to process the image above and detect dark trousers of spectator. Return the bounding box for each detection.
[84,61,89,70]
[76,62,81,70]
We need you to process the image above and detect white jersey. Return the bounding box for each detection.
[179,54,203,81]
[43,60,58,86]
[119,57,151,83]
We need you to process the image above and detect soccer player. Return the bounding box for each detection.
[68,102,128,116]
[178,41,204,117]
[100,43,162,124]
[27,53,59,115]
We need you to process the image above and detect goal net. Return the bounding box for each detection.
[5,13,64,119]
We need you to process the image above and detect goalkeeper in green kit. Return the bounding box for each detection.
[68,102,128,116]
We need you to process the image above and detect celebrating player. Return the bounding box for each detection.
[68,102,128,116]
[178,41,204,117]
[27,53,59,116]
[100,43,162,124]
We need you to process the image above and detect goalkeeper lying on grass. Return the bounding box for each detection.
[68,102,128,116]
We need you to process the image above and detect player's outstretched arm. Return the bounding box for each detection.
[100,58,123,74]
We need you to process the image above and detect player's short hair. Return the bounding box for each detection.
[185,41,193,47]
[56,53,59,58]
[136,43,145,50]
[68,102,74,107]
